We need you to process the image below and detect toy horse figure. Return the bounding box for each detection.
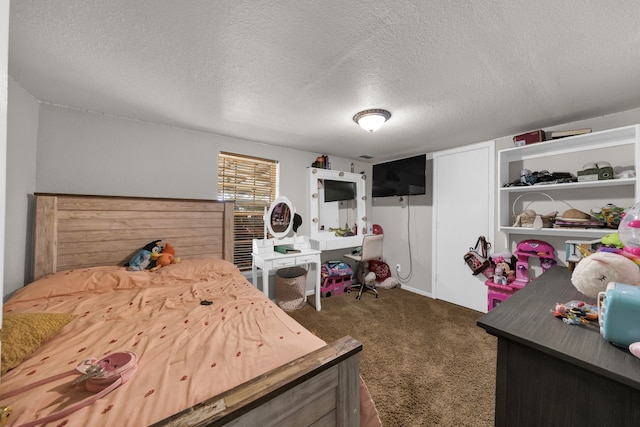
[513,239,556,287]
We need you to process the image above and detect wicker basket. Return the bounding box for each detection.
[512,192,558,229]
[275,267,307,311]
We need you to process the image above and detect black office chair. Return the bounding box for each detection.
[344,233,384,299]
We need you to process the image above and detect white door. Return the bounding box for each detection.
[432,141,494,312]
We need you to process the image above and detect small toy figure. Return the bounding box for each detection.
[493,266,508,285]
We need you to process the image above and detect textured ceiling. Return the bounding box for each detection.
[8,1,640,161]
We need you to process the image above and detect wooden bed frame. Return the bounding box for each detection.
[32,193,362,426]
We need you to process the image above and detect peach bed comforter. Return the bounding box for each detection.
[1,258,329,426]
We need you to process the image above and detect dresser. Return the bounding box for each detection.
[477,266,640,426]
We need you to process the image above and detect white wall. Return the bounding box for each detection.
[370,177,432,297]
[3,101,371,296]
[4,78,39,296]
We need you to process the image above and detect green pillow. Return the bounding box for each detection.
[1,312,76,375]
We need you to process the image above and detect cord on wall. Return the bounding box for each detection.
[396,195,413,283]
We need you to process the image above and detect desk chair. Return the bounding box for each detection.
[344,233,384,299]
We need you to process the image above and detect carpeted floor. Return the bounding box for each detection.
[288,286,497,426]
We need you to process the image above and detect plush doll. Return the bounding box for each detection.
[630,342,640,359]
[601,232,624,249]
[493,266,508,285]
[150,242,179,271]
[127,240,162,271]
[570,251,640,298]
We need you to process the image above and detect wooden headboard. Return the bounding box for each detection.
[33,193,234,280]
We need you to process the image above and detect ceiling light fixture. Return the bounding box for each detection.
[352,109,391,133]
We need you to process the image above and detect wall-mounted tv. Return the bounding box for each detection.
[372,154,426,197]
[323,179,357,202]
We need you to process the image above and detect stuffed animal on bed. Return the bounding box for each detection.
[126,240,162,271]
[150,242,180,271]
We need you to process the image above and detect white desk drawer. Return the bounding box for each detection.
[272,258,296,268]
[296,255,317,264]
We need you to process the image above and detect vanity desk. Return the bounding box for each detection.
[252,236,322,311]
[477,266,640,426]
[309,232,364,251]
[251,196,323,311]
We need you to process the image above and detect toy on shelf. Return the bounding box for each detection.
[601,232,624,249]
[565,238,602,271]
[590,203,625,228]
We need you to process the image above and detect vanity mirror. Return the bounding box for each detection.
[307,168,367,250]
[265,196,294,239]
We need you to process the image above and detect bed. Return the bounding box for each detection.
[1,193,377,426]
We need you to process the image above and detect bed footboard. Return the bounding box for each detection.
[156,336,362,427]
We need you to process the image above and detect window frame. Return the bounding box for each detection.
[217,151,278,270]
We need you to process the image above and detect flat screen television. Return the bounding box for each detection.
[372,154,426,197]
[323,179,357,202]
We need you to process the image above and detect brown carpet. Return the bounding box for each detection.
[288,287,496,426]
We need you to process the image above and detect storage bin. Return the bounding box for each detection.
[275,267,307,311]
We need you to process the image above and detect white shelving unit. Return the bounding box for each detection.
[498,125,640,246]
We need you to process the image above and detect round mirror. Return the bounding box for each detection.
[266,196,294,239]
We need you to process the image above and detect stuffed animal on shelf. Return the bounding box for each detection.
[150,242,180,271]
[601,232,624,249]
[570,251,640,298]
[126,240,162,271]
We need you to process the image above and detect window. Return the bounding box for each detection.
[218,152,278,270]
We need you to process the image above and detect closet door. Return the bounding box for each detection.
[432,141,494,312]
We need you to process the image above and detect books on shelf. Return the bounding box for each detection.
[553,218,605,229]
[549,128,592,139]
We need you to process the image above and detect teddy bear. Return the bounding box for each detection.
[150,242,180,271]
[570,251,640,298]
[126,240,162,271]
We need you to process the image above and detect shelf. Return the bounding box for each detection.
[499,125,638,161]
[498,125,639,251]
[499,226,614,238]
[309,233,364,251]
[500,178,635,192]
